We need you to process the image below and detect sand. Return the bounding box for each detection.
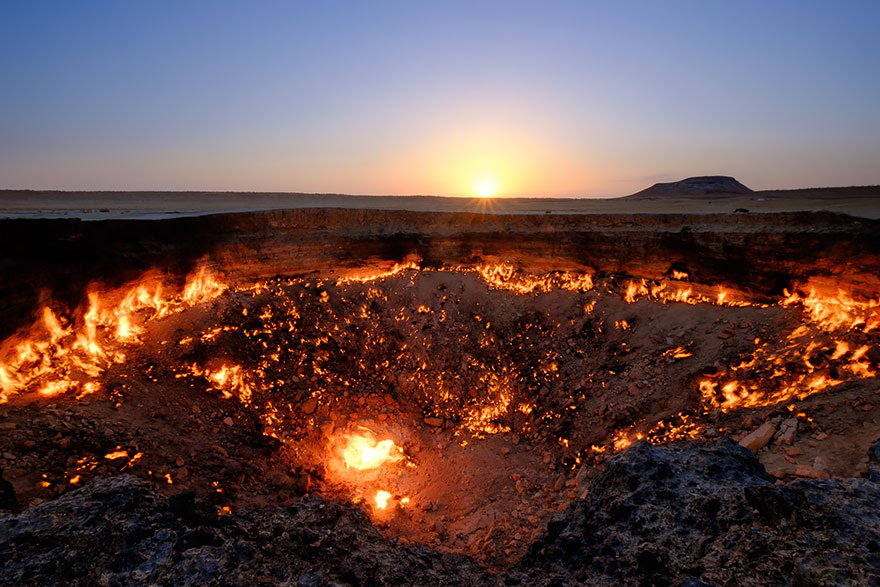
[1,187,879,219]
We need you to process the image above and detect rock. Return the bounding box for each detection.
[3,441,880,585]
[423,416,443,428]
[776,419,798,445]
[795,465,830,479]
[300,398,317,415]
[738,422,776,452]
[813,456,831,475]
[0,468,17,510]
[222,416,234,427]
[0,476,488,585]
[575,464,593,492]
[514,439,880,585]
[553,475,565,492]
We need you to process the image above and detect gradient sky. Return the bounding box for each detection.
[1,1,878,197]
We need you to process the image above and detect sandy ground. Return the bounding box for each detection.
[1,188,879,219]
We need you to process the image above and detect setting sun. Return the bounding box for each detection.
[474,177,498,198]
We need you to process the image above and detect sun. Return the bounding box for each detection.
[474,177,497,198]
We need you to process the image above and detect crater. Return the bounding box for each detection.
[0,209,879,577]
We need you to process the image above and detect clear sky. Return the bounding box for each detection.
[1,1,878,197]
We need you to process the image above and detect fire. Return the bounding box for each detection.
[337,261,421,284]
[782,286,880,333]
[104,449,129,460]
[184,363,255,404]
[0,265,227,404]
[698,321,876,411]
[611,428,644,451]
[182,266,227,305]
[341,432,404,471]
[374,489,392,510]
[467,263,593,295]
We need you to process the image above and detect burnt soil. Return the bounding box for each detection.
[1,209,879,584]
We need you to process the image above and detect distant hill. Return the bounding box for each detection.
[626,176,753,199]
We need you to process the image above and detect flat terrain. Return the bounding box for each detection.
[1,186,879,219]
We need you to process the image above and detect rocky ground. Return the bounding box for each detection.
[0,268,877,567]
[0,207,878,583]
[1,439,878,586]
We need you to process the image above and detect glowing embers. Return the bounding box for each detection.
[699,326,876,411]
[0,266,227,403]
[782,286,880,333]
[471,263,594,295]
[182,363,255,404]
[340,430,404,471]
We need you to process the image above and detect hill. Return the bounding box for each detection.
[626,176,753,198]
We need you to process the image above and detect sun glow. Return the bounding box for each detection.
[474,177,497,198]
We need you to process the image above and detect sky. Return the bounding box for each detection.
[1,1,878,197]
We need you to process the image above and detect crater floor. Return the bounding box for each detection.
[1,264,877,568]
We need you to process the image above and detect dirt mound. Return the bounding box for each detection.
[627,176,753,198]
[2,440,879,585]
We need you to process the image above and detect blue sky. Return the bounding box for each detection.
[1,1,878,196]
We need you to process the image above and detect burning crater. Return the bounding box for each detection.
[1,209,879,580]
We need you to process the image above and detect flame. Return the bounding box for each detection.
[185,363,255,403]
[104,449,129,460]
[341,432,404,471]
[182,267,227,305]
[466,263,593,295]
[0,266,227,404]
[374,489,392,510]
[611,428,644,451]
[698,318,876,411]
[337,261,421,284]
[782,286,880,333]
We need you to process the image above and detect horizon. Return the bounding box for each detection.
[2,2,879,197]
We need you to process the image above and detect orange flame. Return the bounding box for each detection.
[374,489,392,510]
[341,432,404,471]
[0,266,227,404]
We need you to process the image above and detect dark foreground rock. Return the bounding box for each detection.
[0,476,489,586]
[510,439,880,586]
[2,440,879,586]
[0,468,16,511]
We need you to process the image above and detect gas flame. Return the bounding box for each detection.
[782,286,880,333]
[471,263,593,295]
[0,266,227,403]
[341,432,404,471]
[374,489,392,510]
